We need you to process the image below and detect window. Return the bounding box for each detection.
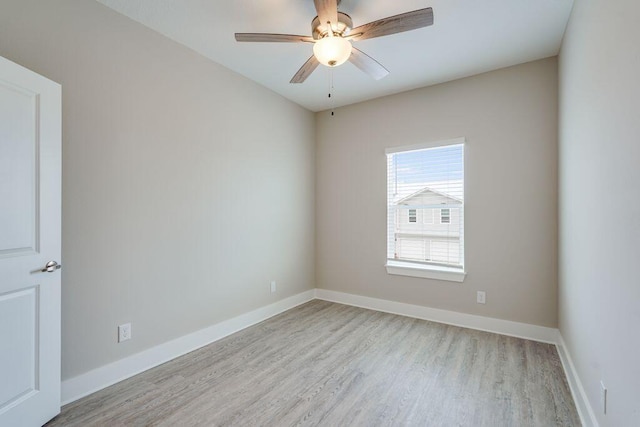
[386,138,465,282]
[440,208,450,224]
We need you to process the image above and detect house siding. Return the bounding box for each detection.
[393,190,462,264]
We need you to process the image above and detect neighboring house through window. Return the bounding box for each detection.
[385,138,465,282]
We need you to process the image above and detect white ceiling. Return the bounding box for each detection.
[96,0,574,112]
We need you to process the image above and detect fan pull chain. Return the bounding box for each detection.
[328,69,335,116]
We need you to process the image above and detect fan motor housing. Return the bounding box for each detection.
[312,12,353,39]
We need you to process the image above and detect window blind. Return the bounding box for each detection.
[386,141,464,270]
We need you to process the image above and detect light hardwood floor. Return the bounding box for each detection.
[47,300,580,426]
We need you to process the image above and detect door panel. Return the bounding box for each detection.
[0,287,38,408]
[0,80,38,256]
[0,55,61,427]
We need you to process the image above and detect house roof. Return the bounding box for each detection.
[393,181,463,205]
[396,187,462,205]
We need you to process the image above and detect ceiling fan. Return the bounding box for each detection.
[235,1,434,83]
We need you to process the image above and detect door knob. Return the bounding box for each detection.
[40,261,62,273]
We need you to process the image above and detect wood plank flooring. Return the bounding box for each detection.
[47,300,580,426]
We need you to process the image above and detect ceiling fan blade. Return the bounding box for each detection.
[290,56,320,83]
[349,7,434,41]
[349,47,389,80]
[235,33,314,43]
[314,0,339,28]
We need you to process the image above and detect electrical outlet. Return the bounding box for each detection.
[270,281,277,293]
[601,381,607,414]
[477,291,486,304]
[118,323,132,342]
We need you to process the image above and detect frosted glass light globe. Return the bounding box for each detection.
[313,36,352,67]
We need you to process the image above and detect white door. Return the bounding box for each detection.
[0,56,61,426]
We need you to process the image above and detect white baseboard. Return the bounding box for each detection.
[61,289,315,405]
[556,333,599,427]
[314,289,559,344]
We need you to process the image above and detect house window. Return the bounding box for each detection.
[385,138,465,282]
[440,208,450,224]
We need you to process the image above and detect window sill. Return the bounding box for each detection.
[385,260,466,283]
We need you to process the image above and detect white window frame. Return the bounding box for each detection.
[385,137,466,283]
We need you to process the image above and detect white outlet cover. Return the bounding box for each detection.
[270,281,277,293]
[477,291,486,304]
[118,323,132,342]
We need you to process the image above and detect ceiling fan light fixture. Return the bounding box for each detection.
[235,4,434,84]
[313,36,352,67]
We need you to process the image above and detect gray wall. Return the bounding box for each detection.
[559,0,640,425]
[0,0,315,380]
[316,58,559,327]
